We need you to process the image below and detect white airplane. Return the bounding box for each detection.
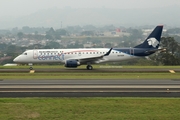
[13,25,164,70]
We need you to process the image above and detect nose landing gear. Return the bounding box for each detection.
[28,63,33,70]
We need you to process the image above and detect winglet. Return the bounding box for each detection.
[104,48,113,56]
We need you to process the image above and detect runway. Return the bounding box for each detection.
[0,79,180,97]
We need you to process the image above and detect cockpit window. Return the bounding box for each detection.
[23,53,27,55]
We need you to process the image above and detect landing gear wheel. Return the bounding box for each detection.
[29,67,33,70]
[86,65,93,70]
[28,63,33,70]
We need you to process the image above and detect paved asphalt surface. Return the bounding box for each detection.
[0,79,180,97]
[0,68,180,97]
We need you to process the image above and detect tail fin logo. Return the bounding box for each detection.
[147,38,159,48]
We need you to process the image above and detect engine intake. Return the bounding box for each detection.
[65,60,80,68]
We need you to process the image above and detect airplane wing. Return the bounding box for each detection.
[66,48,113,64]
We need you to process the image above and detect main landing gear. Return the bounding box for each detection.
[86,65,93,70]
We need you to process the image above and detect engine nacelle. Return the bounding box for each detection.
[65,60,80,68]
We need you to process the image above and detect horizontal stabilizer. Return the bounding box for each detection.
[145,48,166,53]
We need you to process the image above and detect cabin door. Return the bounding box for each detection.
[33,50,38,59]
[130,48,134,56]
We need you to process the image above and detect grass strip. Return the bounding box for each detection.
[0,73,180,79]
[0,98,180,120]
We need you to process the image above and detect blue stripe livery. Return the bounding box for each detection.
[114,25,163,56]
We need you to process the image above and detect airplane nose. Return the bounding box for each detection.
[13,57,19,63]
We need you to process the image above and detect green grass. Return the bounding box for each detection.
[0,73,180,79]
[0,98,180,120]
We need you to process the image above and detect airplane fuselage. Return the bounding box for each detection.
[14,48,154,64]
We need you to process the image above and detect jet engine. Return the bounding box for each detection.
[65,60,80,68]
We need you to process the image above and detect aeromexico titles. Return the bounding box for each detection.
[13,25,164,70]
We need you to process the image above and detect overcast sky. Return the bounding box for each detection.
[0,0,180,17]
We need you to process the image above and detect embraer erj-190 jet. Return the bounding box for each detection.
[13,25,164,70]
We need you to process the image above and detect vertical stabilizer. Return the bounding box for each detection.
[134,25,163,48]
